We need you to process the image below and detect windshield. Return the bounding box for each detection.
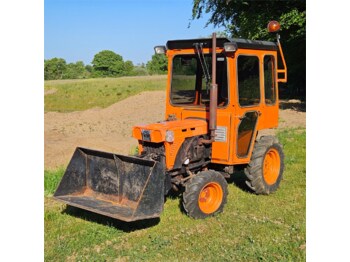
[170,54,228,106]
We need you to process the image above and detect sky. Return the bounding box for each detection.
[44,0,225,65]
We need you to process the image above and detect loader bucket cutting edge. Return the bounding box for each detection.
[53,147,165,222]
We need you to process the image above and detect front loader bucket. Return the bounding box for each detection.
[54,147,165,222]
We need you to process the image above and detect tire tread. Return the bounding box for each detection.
[244,136,284,195]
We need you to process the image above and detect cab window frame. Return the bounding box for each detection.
[169,53,229,109]
[236,54,261,108]
[263,54,277,106]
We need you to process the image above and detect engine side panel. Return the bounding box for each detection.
[132,119,208,169]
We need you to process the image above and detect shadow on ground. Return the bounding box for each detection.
[226,169,254,193]
[279,100,306,112]
[62,171,254,226]
[62,206,160,232]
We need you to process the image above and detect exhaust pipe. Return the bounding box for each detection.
[199,33,218,144]
[200,32,217,145]
[209,32,217,140]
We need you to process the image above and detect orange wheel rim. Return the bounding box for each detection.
[263,148,281,185]
[198,182,223,214]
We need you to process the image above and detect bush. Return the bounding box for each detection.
[146,54,168,75]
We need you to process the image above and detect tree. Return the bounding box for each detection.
[85,64,93,73]
[109,60,125,76]
[131,66,148,76]
[64,61,87,79]
[124,60,134,75]
[92,50,124,77]
[44,58,67,80]
[192,0,306,99]
[146,54,168,75]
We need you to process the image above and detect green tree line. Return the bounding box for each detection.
[44,51,167,80]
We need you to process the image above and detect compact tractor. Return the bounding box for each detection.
[54,21,287,222]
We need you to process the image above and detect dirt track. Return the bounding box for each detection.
[44,91,305,169]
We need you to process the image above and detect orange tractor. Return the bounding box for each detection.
[54,21,287,222]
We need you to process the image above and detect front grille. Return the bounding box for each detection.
[142,142,165,155]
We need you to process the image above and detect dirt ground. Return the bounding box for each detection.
[44,91,305,169]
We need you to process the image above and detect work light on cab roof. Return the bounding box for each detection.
[223,42,238,53]
[154,45,166,54]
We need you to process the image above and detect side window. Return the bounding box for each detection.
[237,56,260,107]
[171,56,197,105]
[264,55,276,105]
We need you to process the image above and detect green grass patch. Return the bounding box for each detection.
[44,128,305,261]
[44,75,167,112]
[44,167,65,196]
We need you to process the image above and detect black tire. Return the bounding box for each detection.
[182,170,228,219]
[244,136,284,194]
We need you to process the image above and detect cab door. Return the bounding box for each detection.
[232,54,262,163]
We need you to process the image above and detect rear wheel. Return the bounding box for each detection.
[183,170,228,219]
[245,136,284,194]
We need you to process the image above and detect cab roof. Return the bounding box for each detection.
[166,37,278,51]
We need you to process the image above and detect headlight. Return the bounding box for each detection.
[141,129,151,142]
[165,130,174,143]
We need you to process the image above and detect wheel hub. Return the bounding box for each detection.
[198,182,223,214]
[263,148,281,185]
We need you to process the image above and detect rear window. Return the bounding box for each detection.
[264,55,276,105]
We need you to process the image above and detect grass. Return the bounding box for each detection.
[44,75,167,112]
[44,128,306,261]
[44,167,65,197]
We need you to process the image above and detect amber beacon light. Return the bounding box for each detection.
[267,20,281,33]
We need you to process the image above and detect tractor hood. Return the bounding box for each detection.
[132,119,208,143]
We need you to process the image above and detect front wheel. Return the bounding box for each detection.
[182,170,228,219]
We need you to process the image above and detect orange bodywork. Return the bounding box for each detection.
[164,48,280,165]
[133,119,207,169]
[277,41,288,83]
[132,41,286,170]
